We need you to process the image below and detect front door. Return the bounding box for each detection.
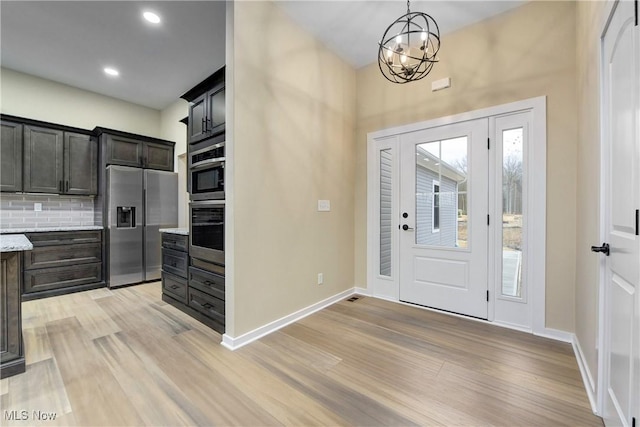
[600,1,639,425]
[399,119,489,319]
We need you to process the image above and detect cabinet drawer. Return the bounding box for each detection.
[162,233,188,252]
[189,266,224,300]
[162,271,187,304]
[26,230,102,247]
[23,262,102,294]
[24,242,101,270]
[188,287,225,324]
[162,248,188,279]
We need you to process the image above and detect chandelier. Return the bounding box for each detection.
[378,0,441,84]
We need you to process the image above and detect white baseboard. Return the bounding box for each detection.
[572,334,599,415]
[354,286,372,296]
[534,327,573,343]
[492,320,533,334]
[221,288,355,351]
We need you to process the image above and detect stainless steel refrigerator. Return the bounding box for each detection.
[106,165,178,288]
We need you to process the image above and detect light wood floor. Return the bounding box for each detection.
[1,282,602,426]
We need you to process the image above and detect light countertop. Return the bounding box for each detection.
[159,228,189,236]
[0,225,104,234]
[0,234,33,252]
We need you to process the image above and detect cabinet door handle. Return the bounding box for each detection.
[66,181,69,192]
[59,180,63,192]
[202,117,207,133]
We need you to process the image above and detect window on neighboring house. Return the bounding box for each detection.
[433,181,440,232]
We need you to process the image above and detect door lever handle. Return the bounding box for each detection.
[402,224,414,231]
[591,243,610,256]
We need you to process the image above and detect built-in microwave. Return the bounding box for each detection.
[190,201,224,265]
[189,141,224,201]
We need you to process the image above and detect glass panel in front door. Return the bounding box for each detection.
[415,136,468,248]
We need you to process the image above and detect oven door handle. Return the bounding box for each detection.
[192,222,224,226]
[190,157,225,170]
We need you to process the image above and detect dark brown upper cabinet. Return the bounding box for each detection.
[23,125,64,194]
[182,66,225,145]
[1,120,23,192]
[65,132,97,195]
[188,93,208,143]
[143,142,173,171]
[103,134,144,168]
[99,129,174,171]
[23,125,97,195]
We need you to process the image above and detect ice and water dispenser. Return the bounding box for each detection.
[116,207,136,228]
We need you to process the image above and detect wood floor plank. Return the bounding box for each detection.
[0,358,71,425]
[92,332,212,426]
[2,282,602,427]
[45,317,144,426]
[242,340,421,427]
[175,329,348,426]
[22,326,52,365]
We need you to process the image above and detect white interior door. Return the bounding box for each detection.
[399,119,489,319]
[600,1,639,425]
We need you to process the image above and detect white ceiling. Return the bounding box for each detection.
[0,1,226,110]
[277,1,527,69]
[0,1,525,111]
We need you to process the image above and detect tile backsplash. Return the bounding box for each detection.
[0,194,97,229]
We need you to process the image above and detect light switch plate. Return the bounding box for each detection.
[317,200,330,212]
[34,203,42,212]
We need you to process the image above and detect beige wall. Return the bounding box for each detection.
[160,99,190,228]
[355,1,578,332]
[160,98,189,162]
[575,0,607,389]
[231,1,357,336]
[0,68,161,136]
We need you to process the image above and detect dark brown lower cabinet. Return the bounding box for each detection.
[1,252,25,379]
[160,232,225,334]
[22,230,104,300]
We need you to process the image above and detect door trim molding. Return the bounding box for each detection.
[367,96,547,335]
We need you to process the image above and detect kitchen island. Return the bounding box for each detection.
[0,234,33,378]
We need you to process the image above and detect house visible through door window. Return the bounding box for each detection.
[415,136,468,248]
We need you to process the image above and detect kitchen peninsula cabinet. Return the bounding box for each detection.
[98,129,174,171]
[0,234,33,379]
[0,120,23,192]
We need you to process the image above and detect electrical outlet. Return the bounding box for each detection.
[317,273,324,285]
[34,203,42,212]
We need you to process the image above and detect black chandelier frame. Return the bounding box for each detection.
[378,1,441,84]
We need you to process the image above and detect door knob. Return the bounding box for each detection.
[402,224,414,231]
[591,243,610,256]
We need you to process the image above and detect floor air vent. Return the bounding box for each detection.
[346,296,360,302]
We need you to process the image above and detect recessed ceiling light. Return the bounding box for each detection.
[104,67,119,77]
[143,11,161,24]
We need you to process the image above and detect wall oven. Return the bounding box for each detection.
[189,140,224,201]
[190,201,224,265]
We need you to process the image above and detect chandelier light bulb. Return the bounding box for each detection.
[421,31,427,41]
[395,35,402,44]
[400,54,407,64]
[386,47,393,58]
